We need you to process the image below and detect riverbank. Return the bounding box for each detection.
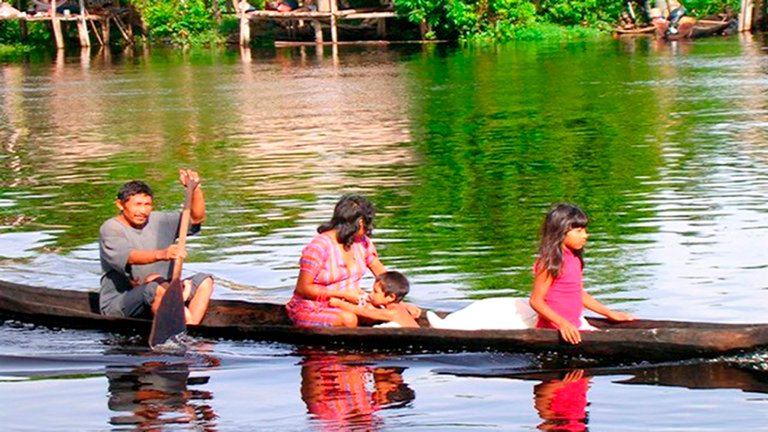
[0,0,740,52]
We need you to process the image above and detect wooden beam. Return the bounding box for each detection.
[77,0,90,47]
[239,11,250,46]
[312,19,323,43]
[101,15,110,45]
[89,14,103,45]
[51,0,65,49]
[330,0,337,43]
[740,0,754,32]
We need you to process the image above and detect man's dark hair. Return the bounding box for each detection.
[117,181,153,203]
[376,271,410,303]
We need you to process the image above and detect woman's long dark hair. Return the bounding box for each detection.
[535,203,588,278]
[318,194,375,250]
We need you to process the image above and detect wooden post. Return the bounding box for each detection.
[330,0,338,44]
[740,0,754,32]
[102,15,110,45]
[419,19,430,40]
[125,15,133,40]
[17,0,27,41]
[20,18,28,42]
[89,16,103,45]
[51,0,65,49]
[76,0,90,47]
[312,20,323,43]
[212,0,221,23]
[376,18,386,38]
[239,11,250,46]
[754,0,765,30]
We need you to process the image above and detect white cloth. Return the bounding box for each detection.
[373,321,402,328]
[426,297,597,331]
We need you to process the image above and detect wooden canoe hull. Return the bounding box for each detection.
[616,19,733,39]
[1,280,767,363]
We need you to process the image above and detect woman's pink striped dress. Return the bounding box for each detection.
[286,232,378,327]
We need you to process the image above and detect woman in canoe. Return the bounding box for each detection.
[529,203,634,344]
[286,194,385,327]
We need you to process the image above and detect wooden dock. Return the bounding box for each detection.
[238,1,397,46]
[0,0,135,49]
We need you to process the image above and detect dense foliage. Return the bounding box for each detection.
[128,0,229,46]
[393,0,738,41]
[0,0,741,50]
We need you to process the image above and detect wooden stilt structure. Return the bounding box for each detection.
[739,0,754,31]
[0,1,130,49]
[76,0,91,47]
[238,0,397,46]
[51,0,64,49]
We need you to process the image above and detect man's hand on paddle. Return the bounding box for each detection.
[179,169,201,189]
[161,244,187,261]
[179,168,206,224]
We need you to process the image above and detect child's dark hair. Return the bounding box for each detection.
[376,271,410,302]
[536,203,588,278]
[117,181,153,203]
[318,194,375,250]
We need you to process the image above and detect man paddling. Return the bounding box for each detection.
[99,170,214,325]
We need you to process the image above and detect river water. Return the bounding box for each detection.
[2,36,768,430]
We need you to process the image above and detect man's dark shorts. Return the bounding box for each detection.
[120,273,213,318]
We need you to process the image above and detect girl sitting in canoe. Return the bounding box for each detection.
[286,194,386,327]
[529,203,634,344]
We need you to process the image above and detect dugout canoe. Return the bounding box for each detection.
[615,19,733,38]
[1,280,768,363]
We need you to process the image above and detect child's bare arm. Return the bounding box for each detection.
[329,298,396,322]
[401,301,421,318]
[582,292,634,321]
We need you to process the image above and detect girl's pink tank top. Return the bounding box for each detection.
[536,247,583,329]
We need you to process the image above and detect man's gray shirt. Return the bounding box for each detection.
[99,211,199,314]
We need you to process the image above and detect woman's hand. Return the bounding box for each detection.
[606,310,635,322]
[342,288,364,304]
[329,297,342,308]
[558,321,582,344]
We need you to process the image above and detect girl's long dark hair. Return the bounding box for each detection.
[536,203,588,278]
[318,194,375,250]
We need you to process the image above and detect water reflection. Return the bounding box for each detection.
[533,369,590,432]
[298,350,415,431]
[106,361,217,429]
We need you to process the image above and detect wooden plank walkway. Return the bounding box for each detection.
[239,3,398,45]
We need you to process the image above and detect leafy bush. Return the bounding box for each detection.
[683,0,740,17]
[393,0,734,42]
[129,0,223,46]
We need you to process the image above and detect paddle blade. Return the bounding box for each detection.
[149,279,187,350]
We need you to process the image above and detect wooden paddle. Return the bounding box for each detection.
[148,175,199,350]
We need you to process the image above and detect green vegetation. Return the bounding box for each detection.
[393,0,737,42]
[0,0,741,50]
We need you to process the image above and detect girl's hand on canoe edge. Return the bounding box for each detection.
[606,310,635,322]
[558,322,581,345]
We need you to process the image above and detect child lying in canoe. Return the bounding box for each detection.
[329,271,419,328]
